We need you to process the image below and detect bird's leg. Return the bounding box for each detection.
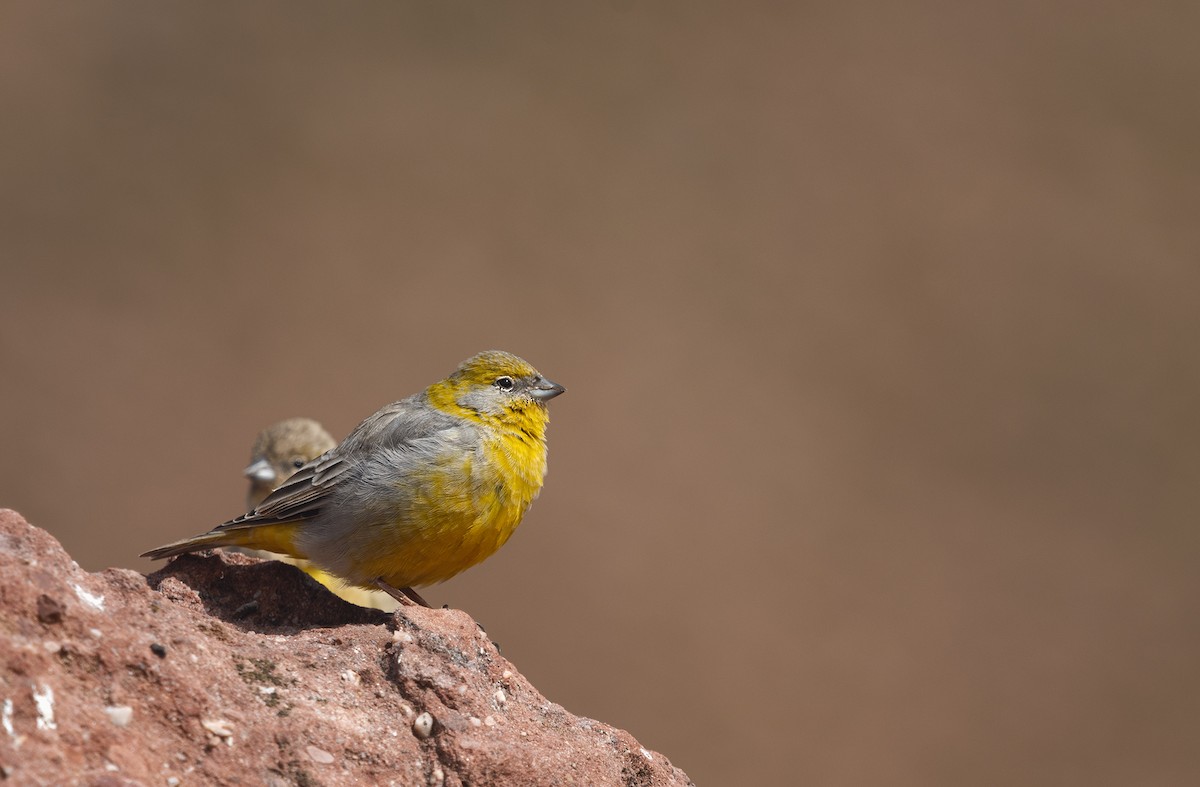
[374,578,431,608]
[400,586,432,607]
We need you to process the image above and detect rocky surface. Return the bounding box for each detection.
[0,509,692,786]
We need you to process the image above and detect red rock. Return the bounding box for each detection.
[0,509,692,786]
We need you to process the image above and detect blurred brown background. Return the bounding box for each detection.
[2,3,1199,784]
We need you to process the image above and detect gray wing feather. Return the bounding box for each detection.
[216,394,454,530]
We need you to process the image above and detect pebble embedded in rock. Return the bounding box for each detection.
[36,594,64,624]
[305,744,334,764]
[202,718,234,738]
[104,706,133,727]
[412,711,434,739]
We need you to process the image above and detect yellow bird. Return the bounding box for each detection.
[143,351,565,607]
[241,417,400,611]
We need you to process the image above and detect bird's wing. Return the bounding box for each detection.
[218,396,453,529]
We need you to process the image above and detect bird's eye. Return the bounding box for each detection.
[291,458,306,469]
[494,376,515,392]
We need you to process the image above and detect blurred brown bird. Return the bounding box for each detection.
[244,418,337,510]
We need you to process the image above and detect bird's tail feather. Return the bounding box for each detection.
[140,522,307,561]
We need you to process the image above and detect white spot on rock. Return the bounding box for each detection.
[104,706,133,727]
[640,747,654,762]
[73,583,105,611]
[202,718,234,739]
[2,699,13,737]
[305,745,334,764]
[33,684,55,730]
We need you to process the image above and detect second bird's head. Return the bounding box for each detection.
[244,417,337,507]
[428,350,565,431]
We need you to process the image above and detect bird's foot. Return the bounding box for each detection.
[373,578,431,608]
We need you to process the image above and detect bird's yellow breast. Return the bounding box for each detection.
[354,429,548,588]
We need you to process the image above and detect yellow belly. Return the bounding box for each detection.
[346,434,546,589]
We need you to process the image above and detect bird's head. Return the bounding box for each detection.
[428,350,565,432]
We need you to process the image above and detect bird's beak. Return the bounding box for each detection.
[529,376,566,401]
[243,458,277,483]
